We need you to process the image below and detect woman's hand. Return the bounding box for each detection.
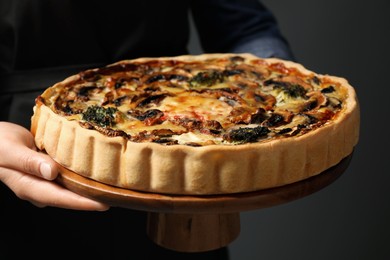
[0,122,109,211]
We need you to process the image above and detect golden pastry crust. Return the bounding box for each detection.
[31,53,360,195]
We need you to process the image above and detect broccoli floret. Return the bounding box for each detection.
[189,70,225,88]
[82,105,118,127]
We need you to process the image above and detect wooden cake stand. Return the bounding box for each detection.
[56,153,353,252]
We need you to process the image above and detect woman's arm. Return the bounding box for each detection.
[190,0,295,60]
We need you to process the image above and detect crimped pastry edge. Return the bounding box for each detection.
[30,54,360,195]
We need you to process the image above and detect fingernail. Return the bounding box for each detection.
[40,163,52,180]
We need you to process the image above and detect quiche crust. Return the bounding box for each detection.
[30,54,360,195]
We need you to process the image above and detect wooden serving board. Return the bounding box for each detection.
[56,153,352,214]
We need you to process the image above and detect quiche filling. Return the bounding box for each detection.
[39,55,347,146]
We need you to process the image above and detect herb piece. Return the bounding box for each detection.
[264,79,307,98]
[276,83,306,98]
[82,105,118,127]
[189,70,224,88]
[224,126,270,144]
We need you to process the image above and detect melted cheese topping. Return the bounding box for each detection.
[40,55,348,146]
[160,93,233,123]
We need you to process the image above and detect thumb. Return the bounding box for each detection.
[0,122,58,180]
[5,147,58,180]
[36,153,59,180]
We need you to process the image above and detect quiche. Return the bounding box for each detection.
[30,53,360,195]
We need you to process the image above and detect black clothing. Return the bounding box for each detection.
[0,0,293,126]
[0,0,293,258]
[0,0,291,72]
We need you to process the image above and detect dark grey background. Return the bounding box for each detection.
[189,1,390,259]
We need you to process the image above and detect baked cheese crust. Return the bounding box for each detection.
[31,53,360,195]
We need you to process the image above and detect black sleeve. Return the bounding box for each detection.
[190,0,295,60]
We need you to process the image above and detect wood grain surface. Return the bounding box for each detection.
[56,153,352,214]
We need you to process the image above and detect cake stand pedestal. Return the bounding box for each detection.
[56,153,352,252]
